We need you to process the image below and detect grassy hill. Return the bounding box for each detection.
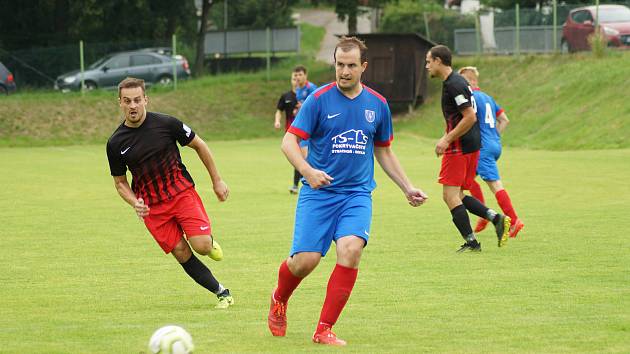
[397,51,630,150]
[1,34,629,149]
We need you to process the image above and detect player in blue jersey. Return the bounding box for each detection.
[293,65,318,103]
[458,67,524,238]
[267,36,428,346]
[292,66,316,182]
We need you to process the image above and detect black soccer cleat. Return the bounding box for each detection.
[456,242,481,253]
[493,214,511,247]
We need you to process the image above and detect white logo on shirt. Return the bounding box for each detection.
[120,147,131,155]
[331,129,368,155]
[182,123,192,137]
[454,94,469,106]
[327,113,341,119]
[365,110,375,123]
[200,226,209,231]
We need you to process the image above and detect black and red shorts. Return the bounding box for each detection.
[438,151,480,190]
[143,188,211,253]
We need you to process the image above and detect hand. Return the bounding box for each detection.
[303,168,333,189]
[134,198,150,219]
[406,188,428,207]
[213,180,229,201]
[274,121,281,129]
[435,137,450,157]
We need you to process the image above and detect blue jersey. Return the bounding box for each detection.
[296,81,318,103]
[472,89,504,150]
[288,82,393,193]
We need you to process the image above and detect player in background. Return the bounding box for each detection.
[267,36,428,346]
[293,65,318,103]
[292,66,317,186]
[274,76,302,194]
[458,67,524,238]
[425,45,511,252]
[106,77,234,309]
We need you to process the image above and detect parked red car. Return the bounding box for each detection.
[561,4,630,52]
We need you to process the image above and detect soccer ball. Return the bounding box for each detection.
[148,325,194,354]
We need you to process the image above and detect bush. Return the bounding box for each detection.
[379,0,476,48]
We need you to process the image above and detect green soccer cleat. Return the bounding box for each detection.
[215,289,234,309]
[208,237,223,261]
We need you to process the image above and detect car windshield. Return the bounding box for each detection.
[88,55,112,69]
[599,7,630,23]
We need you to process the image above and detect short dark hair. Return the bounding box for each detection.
[429,45,452,67]
[118,77,145,97]
[334,36,368,63]
[293,65,307,74]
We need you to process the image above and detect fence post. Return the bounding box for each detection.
[266,27,271,82]
[423,12,431,41]
[515,3,520,57]
[172,34,178,90]
[553,0,558,52]
[79,40,85,95]
[475,13,481,56]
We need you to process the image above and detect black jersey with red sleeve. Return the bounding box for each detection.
[277,90,298,131]
[106,112,196,206]
[441,72,481,155]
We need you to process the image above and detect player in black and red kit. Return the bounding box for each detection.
[274,75,302,193]
[106,77,234,308]
[425,45,511,252]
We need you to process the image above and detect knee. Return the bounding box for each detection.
[288,255,320,277]
[337,241,364,267]
[190,236,213,255]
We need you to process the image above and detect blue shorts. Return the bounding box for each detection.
[477,143,502,181]
[290,187,372,257]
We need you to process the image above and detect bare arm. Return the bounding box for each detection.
[496,112,509,134]
[274,109,283,129]
[374,147,428,207]
[281,132,332,189]
[113,175,149,218]
[435,106,477,156]
[186,134,229,201]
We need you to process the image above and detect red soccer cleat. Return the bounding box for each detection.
[474,218,489,233]
[268,290,287,336]
[509,219,524,238]
[312,328,347,346]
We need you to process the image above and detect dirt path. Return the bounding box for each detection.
[297,8,372,64]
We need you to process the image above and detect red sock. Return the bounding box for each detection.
[495,189,517,225]
[316,264,358,333]
[468,179,485,204]
[274,260,303,303]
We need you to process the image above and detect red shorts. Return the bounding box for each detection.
[143,188,212,253]
[438,151,480,190]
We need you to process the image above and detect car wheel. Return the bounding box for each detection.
[157,75,173,86]
[0,86,7,95]
[83,81,97,90]
[560,40,571,54]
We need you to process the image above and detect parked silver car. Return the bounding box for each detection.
[55,50,190,91]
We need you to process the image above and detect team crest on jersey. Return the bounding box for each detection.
[365,110,375,123]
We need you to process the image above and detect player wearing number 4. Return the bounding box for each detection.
[425,45,511,252]
[268,36,428,346]
[458,67,524,238]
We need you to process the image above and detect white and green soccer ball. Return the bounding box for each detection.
[148,325,194,354]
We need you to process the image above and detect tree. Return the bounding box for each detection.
[195,0,214,77]
[334,0,392,34]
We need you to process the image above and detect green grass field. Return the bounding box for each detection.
[1,136,628,353]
